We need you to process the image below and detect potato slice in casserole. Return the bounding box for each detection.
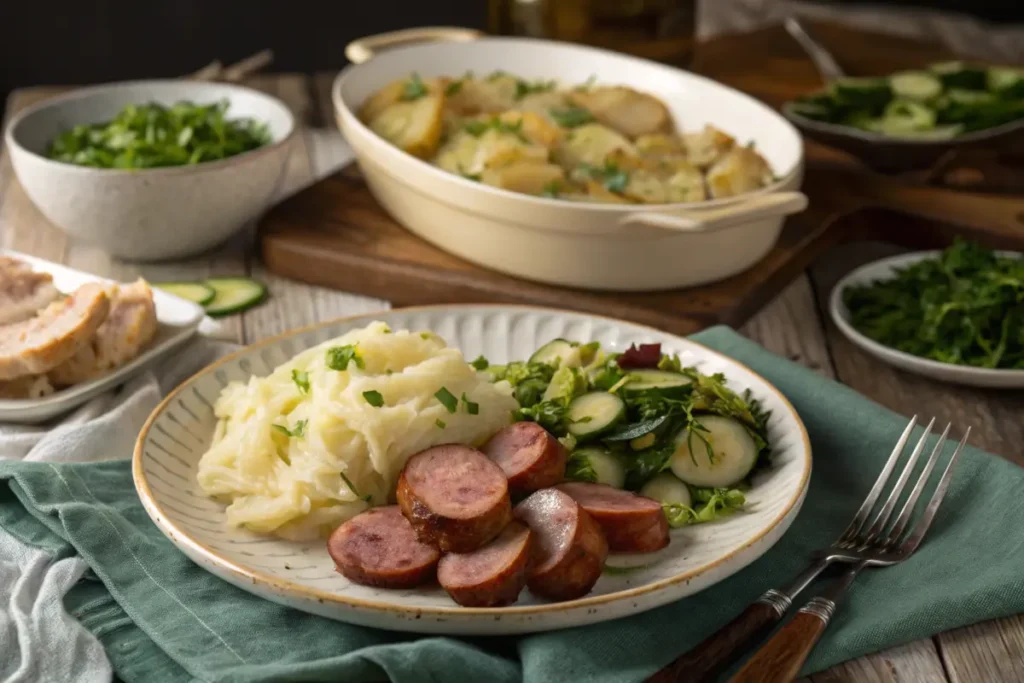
[481,163,565,194]
[682,125,736,168]
[706,145,773,198]
[556,123,636,168]
[368,94,445,159]
[569,86,672,138]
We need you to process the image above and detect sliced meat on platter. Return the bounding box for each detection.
[514,488,608,601]
[328,506,441,589]
[482,421,567,497]
[438,520,532,607]
[0,256,60,326]
[0,282,110,380]
[397,444,512,553]
[556,481,670,553]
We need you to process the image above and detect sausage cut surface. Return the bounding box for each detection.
[556,482,670,553]
[327,506,440,589]
[514,488,608,601]
[397,444,512,553]
[483,422,567,497]
[438,521,532,607]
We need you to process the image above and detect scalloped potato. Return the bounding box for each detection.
[359,72,776,203]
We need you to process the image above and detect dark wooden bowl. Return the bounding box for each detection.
[782,103,1024,172]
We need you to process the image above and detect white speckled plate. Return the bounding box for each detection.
[134,306,811,635]
[0,251,205,423]
[831,251,1024,389]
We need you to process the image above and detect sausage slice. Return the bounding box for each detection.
[327,506,440,588]
[514,488,608,601]
[483,422,567,497]
[438,521,532,607]
[397,444,512,553]
[556,481,670,553]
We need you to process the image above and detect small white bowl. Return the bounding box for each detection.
[830,251,1024,389]
[5,80,295,261]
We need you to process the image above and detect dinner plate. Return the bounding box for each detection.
[134,305,812,635]
[0,251,206,423]
[831,251,1024,389]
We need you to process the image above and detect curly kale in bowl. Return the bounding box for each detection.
[843,240,1023,369]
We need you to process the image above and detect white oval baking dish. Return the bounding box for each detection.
[332,28,807,292]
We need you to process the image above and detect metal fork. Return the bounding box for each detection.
[646,416,969,683]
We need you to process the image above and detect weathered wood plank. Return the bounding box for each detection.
[940,615,1024,683]
[739,275,950,682]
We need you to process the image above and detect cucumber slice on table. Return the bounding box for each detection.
[152,281,216,306]
[929,61,987,90]
[204,278,267,317]
[566,392,626,440]
[670,415,758,488]
[567,447,626,489]
[889,71,942,101]
[621,369,692,394]
[640,472,692,508]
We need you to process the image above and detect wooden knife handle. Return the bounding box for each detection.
[645,597,785,683]
[726,598,835,683]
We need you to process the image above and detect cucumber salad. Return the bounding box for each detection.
[788,61,1024,139]
[478,339,771,527]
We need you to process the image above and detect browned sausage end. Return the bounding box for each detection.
[327,506,440,589]
[483,421,567,496]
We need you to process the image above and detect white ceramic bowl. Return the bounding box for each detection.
[831,250,1024,388]
[331,30,807,292]
[5,80,295,261]
[134,305,812,634]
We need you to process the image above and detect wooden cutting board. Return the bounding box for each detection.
[259,21,1024,335]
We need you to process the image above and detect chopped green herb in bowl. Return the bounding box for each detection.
[842,240,1024,370]
[47,100,271,169]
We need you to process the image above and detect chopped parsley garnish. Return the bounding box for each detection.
[445,79,464,96]
[462,117,528,143]
[272,419,307,438]
[291,369,310,394]
[548,106,595,128]
[486,70,509,82]
[515,79,555,100]
[435,387,458,413]
[575,75,597,91]
[470,355,489,371]
[579,161,629,194]
[461,172,482,182]
[362,390,384,407]
[541,180,563,198]
[420,332,433,340]
[461,392,480,415]
[435,419,447,429]
[401,73,428,101]
[340,472,371,502]
[326,345,364,372]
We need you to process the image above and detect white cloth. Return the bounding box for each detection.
[0,339,232,683]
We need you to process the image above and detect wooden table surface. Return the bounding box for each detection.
[3,33,1024,683]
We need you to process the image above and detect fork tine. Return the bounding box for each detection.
[883,423,951,547]
[899,428,970,555]
[838,415,917,544]
[860,417,935,545]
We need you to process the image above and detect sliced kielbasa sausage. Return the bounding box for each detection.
[556,481,670,553]
[397,444,512,553]
[327,506,440,589]
[483,421,567,497]
[514,488,608,601]
[438,520,532,607]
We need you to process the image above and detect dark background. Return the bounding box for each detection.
[1,1,1021,104]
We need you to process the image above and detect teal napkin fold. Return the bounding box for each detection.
[2,325,1022,683]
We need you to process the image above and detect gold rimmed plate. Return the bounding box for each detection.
[133,305,811,634]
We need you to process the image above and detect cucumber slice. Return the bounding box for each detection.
[567,392,626,440]
[947,89,996,106]
[621,369,692,394]
[988,67,1024,98]
[670,415,758,488]
[529,339,588,368]
[879,124,963,140]
[152,281,215,306]
[830,77,892,111]
[568,447,626,488]
[640,473,692,507]
[878,99,937,134]
[889,71,942,101]
[204,278,267,317]
[929,61,987,90]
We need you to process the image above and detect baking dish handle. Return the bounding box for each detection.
[345,27,485,64]
[619,191,808,234]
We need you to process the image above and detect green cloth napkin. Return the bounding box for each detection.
[2,325,1022,683]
